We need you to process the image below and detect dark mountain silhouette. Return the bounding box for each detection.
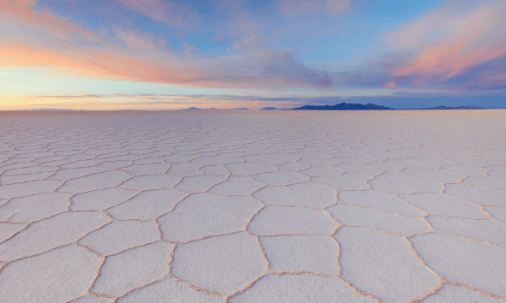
[293,102,392,110]
[185,107,202,110]
[235,108,249,110]
[420,105,482,110]
[261,107,278,110]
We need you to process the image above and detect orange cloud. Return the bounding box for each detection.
[391,1,506,84]
[0,38,206,85]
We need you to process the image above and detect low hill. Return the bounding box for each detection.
[293,102,392,110]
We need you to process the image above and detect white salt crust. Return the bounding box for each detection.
[0,110,505,302]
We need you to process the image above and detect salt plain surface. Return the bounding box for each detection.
[0,110,505,303]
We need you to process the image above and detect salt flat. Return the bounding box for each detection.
[0,110,505,303]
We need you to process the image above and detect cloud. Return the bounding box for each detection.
[116,0,198,29]
[0,0,101,42]
[387,0,506,89]
[277,0,350,18]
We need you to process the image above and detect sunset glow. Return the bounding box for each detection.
[1,0,505,109]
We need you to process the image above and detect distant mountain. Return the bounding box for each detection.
[28,108,76,111]
[420,105,482,110]
[185,107,202,110]
[235,108,249,110]
[293,102,392,110]
[261,107,278,110]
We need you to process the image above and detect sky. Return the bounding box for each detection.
[1,0,506,110]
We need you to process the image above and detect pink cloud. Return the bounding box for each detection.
[389,0,506,86]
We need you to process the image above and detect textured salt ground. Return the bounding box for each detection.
[0,110,506,303]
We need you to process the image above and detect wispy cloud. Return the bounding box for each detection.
[277,0,350,18]
[386,0,506,89]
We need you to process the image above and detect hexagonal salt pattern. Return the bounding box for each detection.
[1,110,506,302]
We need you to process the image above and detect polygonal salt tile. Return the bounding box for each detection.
[297,158,340,166]
[312,176,369,190]
[375,172,444,192]
[0,192,70,223]
[0,244,102,303]
[410,233,506,297]
[328,205,431,236]
[200,165,230,176]
[50,167,110,181]
[406,157,456,166]
[487,165,506,172]
[336,164,383,175]
[175,175,227,193]
[120,175,181,191]
[299,166,345,177]
[0,180,64,199]
[159,212,248,242]
[485,206,506,223]
[451,158,497,167]
[0,223,25,242]
[463,176,506,192]
[100,161,132,169]
[225,163,277,175]
[367,162,402,172]
[401,169,464,183]
[133,157,164,165]
[58,171,132,194]
[341,172,374,180]
[123,163,170,176]
[441,165,488,176]
[162,155,198,163]
[171,232,267,295]
[71,188,138,211]
[335,227,441,303]
[248,206,338,236]
[209,177,264,195]
[338,190,424,217]
[72,294,113,303]
[102,155,144,162]
[445,184,506,206]
[276,162,309,171]
[79,220,159,256]
[384,159,440,169]
[217,152,243,158]
[117,277,225,303]
[368,179,419,194]
[191,156,242,165]
[229,274,376,303]
[107,189,187,220]
[243,153,298,164]
[2,166,57,176]
[0,211,111,262]
[260,235,339,275]
[172,193,262,217]
[92,242,174,297]
[253,182,336,208]
[0,171,55,185]
[290,152,331,159]
[168,163,203,177]
[422,284,505,303]
[252,170,308,186]
[400,193,488,218]
[489,171,506,180]
[427,217,506,248]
